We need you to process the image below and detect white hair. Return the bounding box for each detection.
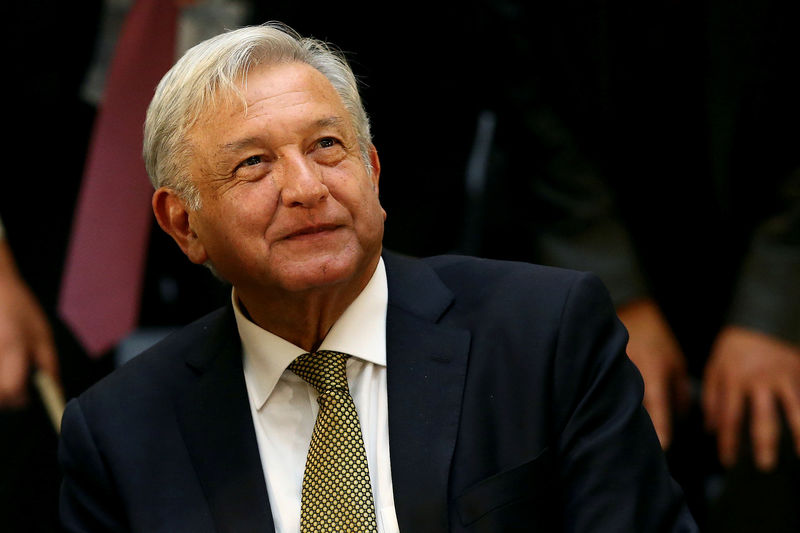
[143,22,372,210]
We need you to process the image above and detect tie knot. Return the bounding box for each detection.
[289,350,350,393]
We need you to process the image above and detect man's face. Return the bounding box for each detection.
[178,62,385,299]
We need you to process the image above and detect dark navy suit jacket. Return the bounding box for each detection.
[59,251,698,532]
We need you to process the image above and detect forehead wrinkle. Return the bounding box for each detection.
[245,87,308,109]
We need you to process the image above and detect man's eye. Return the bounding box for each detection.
[318,137,339,148]
[242,155,262,167]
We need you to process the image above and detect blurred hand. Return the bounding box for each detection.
[0,240,59,407]
[702,326,800,471]
[617,299,692,449]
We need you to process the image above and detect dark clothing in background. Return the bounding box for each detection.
[475,2,800,529]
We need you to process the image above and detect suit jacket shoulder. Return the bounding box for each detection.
[59,304,274,532]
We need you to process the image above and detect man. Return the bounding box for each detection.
[59,23,697,532]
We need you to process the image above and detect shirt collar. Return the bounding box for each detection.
[233,257,388,409]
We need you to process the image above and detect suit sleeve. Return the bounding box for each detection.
[726,167,800,344]
[526,109,650,309]
[551,273,697,532]
[59,398,127,533]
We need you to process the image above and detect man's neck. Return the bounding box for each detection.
[235,257,379,352]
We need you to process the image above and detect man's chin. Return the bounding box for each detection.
[273,253,366,293]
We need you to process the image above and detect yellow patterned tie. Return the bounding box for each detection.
[289,350,379,532]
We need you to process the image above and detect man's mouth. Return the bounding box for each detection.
[284,224,340,240]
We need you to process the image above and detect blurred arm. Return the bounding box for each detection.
[0,232,59,408]
[703,169,800,470]
[617,299,692,450]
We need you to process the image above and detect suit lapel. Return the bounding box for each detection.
[383,252,471,531]
[175,306,275,533]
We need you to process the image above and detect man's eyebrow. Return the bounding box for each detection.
[217,137,261,155]
[316,116,346,129]
[215,116,348,155]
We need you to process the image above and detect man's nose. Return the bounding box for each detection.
[278,154,329,208]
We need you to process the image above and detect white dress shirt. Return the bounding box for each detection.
[233,258,400,533]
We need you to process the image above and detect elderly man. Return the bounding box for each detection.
[59,23,697,532]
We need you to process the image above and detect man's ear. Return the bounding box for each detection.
[152,188,208,265]
[368,144,381,193]
[367,145,387,221]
